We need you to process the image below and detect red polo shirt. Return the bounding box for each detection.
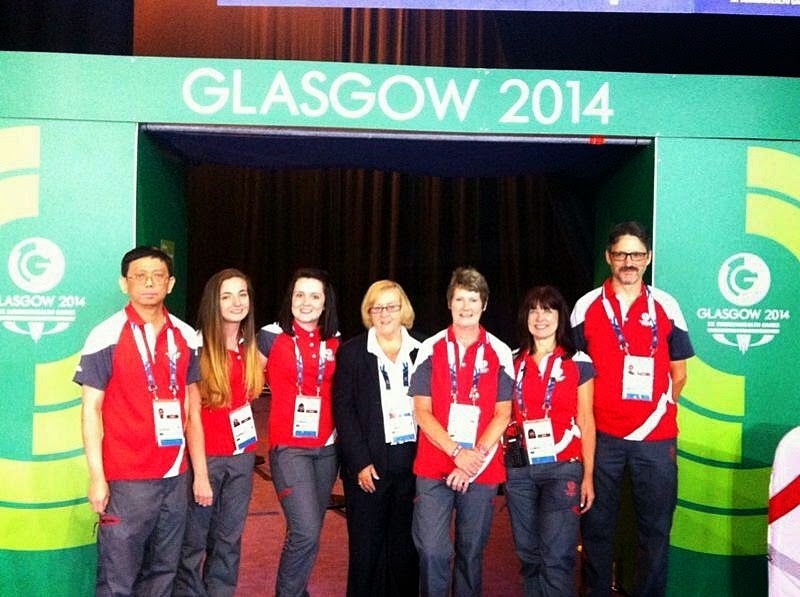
[201,347,257,455]
[571,279,694,440]
[511,347,595,461]
[73,303,200,480]
[258,322,339,448]
[409,326,514,484]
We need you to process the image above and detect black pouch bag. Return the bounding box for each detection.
[503,423,527,468]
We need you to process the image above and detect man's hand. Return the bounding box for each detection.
[87,477,110,514]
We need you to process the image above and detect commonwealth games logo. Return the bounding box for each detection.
[8,237,65,293]
[693,143,800,356]
[0,237,86,341]
[696,252,787,354]
[717,253,770,307]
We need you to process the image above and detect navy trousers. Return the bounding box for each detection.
[581,432,677,597]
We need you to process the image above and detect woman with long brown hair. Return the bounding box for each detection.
[176,268,265,596]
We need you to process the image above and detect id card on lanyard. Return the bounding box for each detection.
[291,337,327,438]
[380,362,417,444]
[622,355,654,401]
[293,396,321,437]
[602,287,657,403]
[131,322,184,448]
[514,354,560,464]
[448,403,480,448]
[152,400,183,447]
[230,402,257,453]
[523,418,556,464]
[446,340,483,448]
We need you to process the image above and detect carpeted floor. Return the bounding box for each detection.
[234,396,558,596]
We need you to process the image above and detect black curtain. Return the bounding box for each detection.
[186,164,596,345]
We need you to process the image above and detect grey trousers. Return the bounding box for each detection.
[95,473,188,597]
[505,460,583,597]
[269,444,338,597]
[175,452,255,597]
[412,476,497,597]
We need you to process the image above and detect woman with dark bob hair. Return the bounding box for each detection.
[504,285,596,596]
[257,268,340,597]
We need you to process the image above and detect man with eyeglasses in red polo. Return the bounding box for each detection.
[73,246,201,596]
[570,221,694,597]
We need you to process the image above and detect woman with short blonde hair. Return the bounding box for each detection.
[334,279,421,596]
[360,279,415,329]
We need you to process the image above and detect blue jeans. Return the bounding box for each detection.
[412,476,497,597]
[581,432,677,597]
[269,444,338,597]
[175,452,255,597]
[505,460,583,597]
[96,473,188,597]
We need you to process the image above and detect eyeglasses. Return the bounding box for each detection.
[368,304,401,314]
[126,271,170,285]
[609,251,648,263]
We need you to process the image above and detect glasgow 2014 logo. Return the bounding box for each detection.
[0,237,86,341]
[717,252,770,307]
[696,252,788,353]
[8,237,65,293]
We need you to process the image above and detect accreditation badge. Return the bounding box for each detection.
[292,395,321,438]
[387,395,417,444]
[622,355,654,401]
[447,403,480,448]
[229,402,257,452]
[153,399,184,447]
[522,418,556,464]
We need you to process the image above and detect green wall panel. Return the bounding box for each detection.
[0,119,137,595]
[136,130,188,318]
[655,138,800,596]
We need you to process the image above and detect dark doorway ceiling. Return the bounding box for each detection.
[143,124,649,178]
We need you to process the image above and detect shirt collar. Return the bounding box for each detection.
[533,345,565,375]
[292,320,318,339]
[446,325,487,348]
[604,277,647,303]
[124,302,172,329]
[367,327,420,361]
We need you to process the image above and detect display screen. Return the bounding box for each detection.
[217,0,800,17]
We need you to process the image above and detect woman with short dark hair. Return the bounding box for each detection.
[409,267,514,596]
